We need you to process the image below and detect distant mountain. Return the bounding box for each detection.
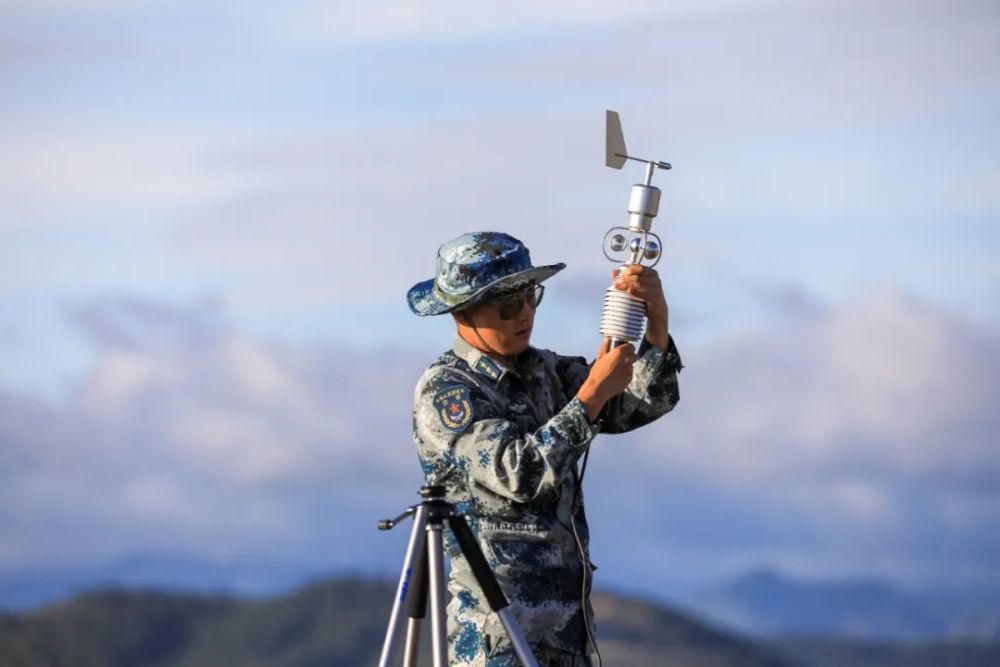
[0,577,789,667]
[592,592,785,666]
[0,579,392,667]
[0,552,331,612]
[771,637,1000,667]
[3,577,998,666]
[681,568,1000,641]
[6,555,1000,649]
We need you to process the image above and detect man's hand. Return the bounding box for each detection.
[613,265,669,350]
[576,338,635,421]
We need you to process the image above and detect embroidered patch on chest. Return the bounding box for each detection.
[475,356,502,381]
[432,386,474,433]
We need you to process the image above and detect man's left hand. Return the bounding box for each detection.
[613,265,669,349]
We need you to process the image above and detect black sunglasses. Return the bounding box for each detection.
[493,284,545,320]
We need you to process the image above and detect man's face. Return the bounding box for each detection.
[460,285,542,357]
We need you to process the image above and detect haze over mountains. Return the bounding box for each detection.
[3,556,999,644]
[681,568,1000,641]
[3,577,999,667]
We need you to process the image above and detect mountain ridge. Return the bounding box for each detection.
[3,576,999,666]
[681,567,1000,641]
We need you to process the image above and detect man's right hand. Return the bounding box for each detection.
[576,338,635,421]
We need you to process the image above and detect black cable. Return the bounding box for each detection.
[570,447,601,667]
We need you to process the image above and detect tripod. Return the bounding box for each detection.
[377,485,539,667]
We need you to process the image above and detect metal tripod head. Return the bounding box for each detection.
[378,485,447,531]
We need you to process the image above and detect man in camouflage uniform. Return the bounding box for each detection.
[407,232,682,666]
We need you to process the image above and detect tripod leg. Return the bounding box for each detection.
[426,520,449,667]
[448,516,540,667]
[403,619,422,667]
[402,537,429,667]
[378,506,428,667]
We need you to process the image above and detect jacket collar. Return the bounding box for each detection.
[452,335,512,385]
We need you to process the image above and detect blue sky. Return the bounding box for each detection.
[2,0,999,598]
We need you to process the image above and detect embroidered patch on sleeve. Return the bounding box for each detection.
[432,385,474,433]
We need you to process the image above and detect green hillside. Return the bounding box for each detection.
[593,593,783,666]
[0,577,785,666]
[1,577,997,666]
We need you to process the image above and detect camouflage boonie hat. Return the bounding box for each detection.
[407,232,565,317]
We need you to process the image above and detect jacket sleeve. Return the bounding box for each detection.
[554,335,683,435]
[413,369,596,505]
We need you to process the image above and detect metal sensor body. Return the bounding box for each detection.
[626,161,663,231]
[600,285,646,342]
[600,110,672,344]
[628,183,660,231]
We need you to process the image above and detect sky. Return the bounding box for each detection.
[2,0,999,600]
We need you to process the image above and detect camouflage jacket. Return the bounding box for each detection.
[412,334,682,665]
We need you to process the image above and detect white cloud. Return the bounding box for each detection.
[0,132,254,220]
[244,0,798,45]
[826,479,896,524]
[1,288,998,589]
[2,0,997,323]
[630,290,1000,487]
[562,286,1000,586]
[0,0,163,11]
[69,297,420,485]
[0,295,428,568]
